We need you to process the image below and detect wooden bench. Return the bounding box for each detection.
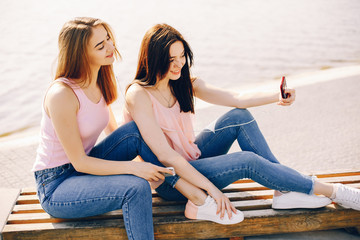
[1,169,360,240]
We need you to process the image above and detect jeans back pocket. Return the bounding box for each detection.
[35,164,74,203]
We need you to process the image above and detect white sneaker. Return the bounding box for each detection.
[332,183,360,211]
[184,196,244,225]
[272,192,331,209]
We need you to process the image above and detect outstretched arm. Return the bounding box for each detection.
[192,78,295,108]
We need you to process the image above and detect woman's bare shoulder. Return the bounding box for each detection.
[47,81,76,102]
[127,82,145,93]
[45,81,79,113]
[126,82,152,106]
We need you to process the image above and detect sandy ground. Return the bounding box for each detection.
[1,74,360,239]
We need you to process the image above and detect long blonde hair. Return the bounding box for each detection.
[55,17,120,104]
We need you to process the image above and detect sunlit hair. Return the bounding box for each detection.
[55,17,120,105]
[131,23,195,113]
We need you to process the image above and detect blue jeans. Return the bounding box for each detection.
[154,108,314,201]
[35,110,313,238]
[34,124,157,240]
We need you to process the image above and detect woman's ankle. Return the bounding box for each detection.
[189,191,208,206]
[313,181,334,197]
[173,178,208,205]
[274,190,282,197]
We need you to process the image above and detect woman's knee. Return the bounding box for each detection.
[113,121,141,138]
[227,108,254,123]
[110,121,145,148]
[126,176,152,197]
[231,151,264,168]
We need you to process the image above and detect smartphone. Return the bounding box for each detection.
[280,76,289,99]
[163,167,176,177]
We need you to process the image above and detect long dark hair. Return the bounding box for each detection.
[56,17,121,105]
[131,23,195,113]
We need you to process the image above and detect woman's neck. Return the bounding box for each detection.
[153,77,175,108]
[88,66,101,89]
[155,78,170,91]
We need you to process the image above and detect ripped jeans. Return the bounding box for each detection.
[155,108,314,200]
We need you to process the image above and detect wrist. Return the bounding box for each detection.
[124,161,137,175]
[204,182,217,194]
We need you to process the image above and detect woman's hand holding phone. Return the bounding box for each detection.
[133,162,174,181]
[278,76,296,106]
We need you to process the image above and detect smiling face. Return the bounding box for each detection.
[164,41,186,81]
[87,25,115,68]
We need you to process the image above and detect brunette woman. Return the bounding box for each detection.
[121,23,360,225]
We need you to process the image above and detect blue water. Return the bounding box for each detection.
[1,0,360,137]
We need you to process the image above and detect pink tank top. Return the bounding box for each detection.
[121,87,201,161]
[32,78,109,171]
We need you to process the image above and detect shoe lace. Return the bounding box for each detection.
[206,197,221,213]
[341,186,360,203]
[207,197,235,219]
[208,197,217,207]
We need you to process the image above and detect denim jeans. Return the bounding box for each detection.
[34,123,159,240]
[155,108,314,201]
[35,109,314,239]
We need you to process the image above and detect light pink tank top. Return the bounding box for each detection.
[32,78,109,171]
[121,87,201,161]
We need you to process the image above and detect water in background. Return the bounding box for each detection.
[1,0,360,137]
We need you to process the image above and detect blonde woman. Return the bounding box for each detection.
[32,17,172,240]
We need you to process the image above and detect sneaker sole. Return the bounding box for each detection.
[196,215,244,225]
[336,202,360,211]
[185,213,245,225]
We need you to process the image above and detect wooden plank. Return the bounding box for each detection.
[2,219,128,240]
[19,189,36,195]
[225,175,360,192]
[225,190,274,201]
[12,204,44,214]
[308,169,360,178]
[317,175,360,184]
[16,195,39,205]
[233,199,272,210]
[229,170,360,184]
[223,182,269,192]
[0,188,20,238]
